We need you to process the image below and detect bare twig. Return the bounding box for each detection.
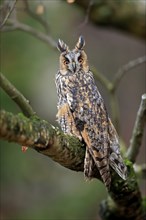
[91,66,112,91]
[113,56,146,92]
[109,92,120,133]
[126,94,146,163]
[0,73,35,117]
[0,0,17,29]
[78,0,94,28]
[133,164,146,179]
[23,0,50,33]
[1,19,57,48]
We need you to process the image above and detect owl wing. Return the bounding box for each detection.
[108,119,127,180]
[80,102,111,189]
[66,74,111,189]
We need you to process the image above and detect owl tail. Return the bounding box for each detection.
[84,147,111,190]
[108,119,127,180]
[109,152,127,180]
[84,148,94,180]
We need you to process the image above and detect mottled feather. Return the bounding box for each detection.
[55,36,127,190]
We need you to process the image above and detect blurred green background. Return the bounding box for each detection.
[0,1,145,220]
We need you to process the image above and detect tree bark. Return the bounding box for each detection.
[0,110,144,220]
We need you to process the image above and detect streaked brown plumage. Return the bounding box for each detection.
[55,36,127,190]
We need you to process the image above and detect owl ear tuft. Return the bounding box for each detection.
[75,36,85,50]
[57,39,69,53]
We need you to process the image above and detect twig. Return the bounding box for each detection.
[0,0,17,29]
[109,92,120,133]
[113,56,146,91]
[0,73,35,117]
[91,66,113,91]
[1,19,57,48]
[78,0,94,28]
[133,164,146,179]
[91,67,120,131]
[126,94,146,163]
[23,0,50,33]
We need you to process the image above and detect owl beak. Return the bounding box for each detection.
[72,62,76,72]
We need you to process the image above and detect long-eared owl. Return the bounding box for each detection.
[55,36,127,190]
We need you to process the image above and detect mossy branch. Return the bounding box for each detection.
[0,110,144,219]
[0,110,86,172]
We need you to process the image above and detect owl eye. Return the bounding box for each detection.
[78,56,83,63]
[63,58,69,65]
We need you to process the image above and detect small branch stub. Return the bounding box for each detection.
[126,94,146,163]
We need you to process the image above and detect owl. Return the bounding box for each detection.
[55,36,127,190]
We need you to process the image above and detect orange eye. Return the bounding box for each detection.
[63,59,69,65]
[79,58,83,63]
[78,56,83,63]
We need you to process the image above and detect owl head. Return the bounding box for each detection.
[57,36,89,74]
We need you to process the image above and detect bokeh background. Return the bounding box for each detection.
[0,1,145,220]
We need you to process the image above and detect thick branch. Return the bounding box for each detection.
[0,110,85,172]
[100,161,143,220]
[126,94,146,163]
[0,73,35,117]
[0,110,144,219]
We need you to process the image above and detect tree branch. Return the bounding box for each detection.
[1,19,57,48]
[0,110,86,172]
[134,164,146,179]
[75,0,146,39]
[23,0,50,34]
[0,0,17,29]
[91,66,113,91]
[0,73,35,117]
[112,56,146,92]
[0,109,144,219]
[126,94,146,163]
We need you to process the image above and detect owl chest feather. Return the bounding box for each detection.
[60,71,101,109]
[57,70,109,145]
